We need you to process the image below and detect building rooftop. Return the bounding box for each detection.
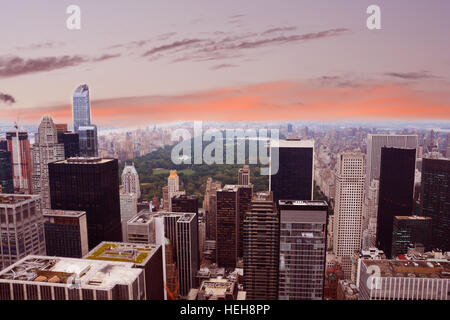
[42,209,86,218]
[128,212,154,224]
[270,139,314,149]
[362,259,450,279]
[85,242,161,266]
[53,157,113,164]
[0,194,39,205]
[199,278,235,297]
[278,200,328,207]
[395,215,432,221]
[0,255,141,289]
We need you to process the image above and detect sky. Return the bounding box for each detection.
[0,0,449,128]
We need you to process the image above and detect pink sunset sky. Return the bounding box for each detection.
[0,0,449,127]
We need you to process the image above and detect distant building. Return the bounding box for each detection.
[0,255,145,300]
[48,158,122,249]
[0,150,14,194]
[121,163,141,199]
[171,194,199,214]
[31,116,65,209]
[238,165,250,185]
[85,242,164,300]
[269,139,314,205]
[61,132,80,158]
[43,209,89,258]
[376,148,416,258]
[391,216,432,258]
[77,125,98,157]
[73,84,98,157]
[278,200,328,300]
[420,158,450,251]
[243,192,279,300]
[6,128,33,193]
[0,194,45,270]
[358,259,450,300]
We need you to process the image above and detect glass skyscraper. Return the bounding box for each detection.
[72,84,91,132]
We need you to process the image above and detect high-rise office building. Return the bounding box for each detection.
[0,150,14,194]
[278,200,328,300]
[269,139,314,205]
[376,148,416,258]
[238,165,250,185]
[362,179,379,249]
[0,194,45,270]
[31,116,65,209]
[204,178,221,241]
[175,213,199,297]
[391,216,432,258]
[85,242,164,300]
[164,170,185,211]
[0,255,145,300]
[121,163,141,199]
[43,209,89,258]
[6,127,33,193]
[243,191,279,300]
[216,185,252,268]
[73,84,91,132]
[366,134,418,193]
[72,84,98,157]
[48,158,122,249]
[420,158,450,251]
[333,152,365,278]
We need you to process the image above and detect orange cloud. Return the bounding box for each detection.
[2,79,450,127]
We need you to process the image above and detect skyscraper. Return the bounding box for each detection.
[43,209,89,258]
[165,170,185,211]
[0,194,46,270]
[238,165,250,185]
[278,200,328,300]
[6,127,32,193]
[420,158,450,251]
[48,158,122,249]
[333,152,365,278]
[0,150,14,194]
[61,132,80,158]
[216,185,253,268]
[269,139,314,205]
[366,134,418,193]
[72,84,91,132]
[376,147,416,258]
[171,195,199,214]
[72,84,98,157]
[31,116,65,209]
[391,216,432,258]
[121,163,141,199]
[243,191,279,300]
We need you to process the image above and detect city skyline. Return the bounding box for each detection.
[1,1,450,127]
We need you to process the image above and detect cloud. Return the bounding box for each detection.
[15,41,66,51]
[142,39,205,57]
[210,63,238,70]
[140,28,349,63]
[0,55,88,78]
[93,54,122,62]
[261,26,297,35]
[384,71,440,80]
[0,93,16,105]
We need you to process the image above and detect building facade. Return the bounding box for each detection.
[333,152,365,278]
[278,200,328,300]
[0,194,45,270]
[48,158,122,250]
